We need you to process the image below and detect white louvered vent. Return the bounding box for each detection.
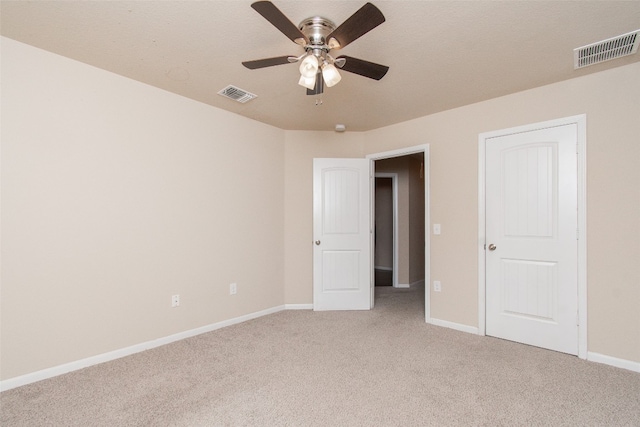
[574,29,640,69]
[217,85,257,103]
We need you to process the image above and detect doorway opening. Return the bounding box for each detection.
[367,145,430,320]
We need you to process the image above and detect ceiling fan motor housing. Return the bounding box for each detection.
[299,17,336,56]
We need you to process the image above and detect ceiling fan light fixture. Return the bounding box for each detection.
[322,63,342,87]
[298,74,317,90]
[299,54,319,78]
[244,1,389,95]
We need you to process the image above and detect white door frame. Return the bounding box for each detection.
[366,144,431,321]
[478,115,587,359]
[374,173,399,288]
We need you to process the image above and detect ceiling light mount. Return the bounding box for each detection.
[298,16,336,48]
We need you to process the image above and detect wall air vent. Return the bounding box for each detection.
[574,29,639,69]
[217,85,257,103]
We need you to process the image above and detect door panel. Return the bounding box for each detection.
[503,144,555,237]
[486,124,578,355]
[313,158,371,311]
[501,259,557,321]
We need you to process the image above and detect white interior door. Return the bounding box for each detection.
[313,158,371,311]
[485,124,578,355]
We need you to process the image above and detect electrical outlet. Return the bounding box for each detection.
[433,281,442,292]
[230,283,237,295]
[433,224,441,235]
[171,294,180,307]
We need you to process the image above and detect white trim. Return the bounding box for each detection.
[477,114,587,359]
[0,305,286,392]
[366,145,431,322]
[576,117,588,359]
[587,352,640,373]
[374,266,393,271]
[374,173,399,287]
[393,279,425,290]
[424,148,431,323]
[430,318,479,335]
[478,134,487,336]
[284,304,313,310]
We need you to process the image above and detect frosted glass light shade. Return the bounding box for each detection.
[322,63,342,87]
[298,74,316,89]
[299,55,319,78]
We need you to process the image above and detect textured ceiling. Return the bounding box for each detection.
[1,1,639,131]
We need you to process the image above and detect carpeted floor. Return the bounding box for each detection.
[2,284,639,426]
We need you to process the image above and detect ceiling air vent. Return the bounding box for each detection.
[574,29,640,69]
[217,85,257,103]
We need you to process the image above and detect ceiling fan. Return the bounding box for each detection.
[242,1,389,95]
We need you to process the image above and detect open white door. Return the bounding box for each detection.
[485,124,579,355]
[313,158,371,311]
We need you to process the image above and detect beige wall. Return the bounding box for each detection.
[2,37,638,383]
[1,38,285,380]
[283,131,364,304]
[408,155,425,284]
[374,178,393,270]
[362,62,640,363]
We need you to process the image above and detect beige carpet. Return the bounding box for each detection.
[2,284,640,426]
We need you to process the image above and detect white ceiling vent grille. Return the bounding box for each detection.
[217,85,257,103]
[574,29,639,69]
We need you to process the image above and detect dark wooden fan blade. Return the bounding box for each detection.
[242,56,294,69]
[336,56,389,80]
[327,3,385,50]
[251,1,308,45]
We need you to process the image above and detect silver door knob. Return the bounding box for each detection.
[488,244,497,251]
[315,240,321,245]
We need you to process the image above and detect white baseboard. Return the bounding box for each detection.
[5,306,637,392]
[428,317,479,335]
[0,305,287,392]
[393,279,425,289]
[587,352,640,373]
[284,304,313,310]
[426,321,640,373]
